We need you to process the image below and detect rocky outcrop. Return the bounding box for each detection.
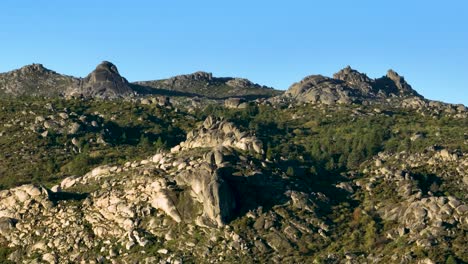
[224,97,248,109]
[0,61,136,98]
[285,75,356,104]
[0,184,49,219]
[0,116,272,261]
[163,71,213,85]
[175,116,264,154]
[175,146,237,227]
[333,66,374,94]
[74,61,134,98]
[169,116,265,226]
[383,69,418,96]
[135,72,280,99]
[0,106,334,263]
[358,148,467,248]
[284,67,422,105]
[225,78,256,89]
[0,64,80,96]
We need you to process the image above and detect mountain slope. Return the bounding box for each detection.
[134,71,282,99]
[0,93,466,263]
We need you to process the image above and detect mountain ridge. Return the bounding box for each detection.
[0,62,282,100]
[0,62,465,109]
[134,71,281,99]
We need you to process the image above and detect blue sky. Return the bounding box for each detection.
[0,0,467,104]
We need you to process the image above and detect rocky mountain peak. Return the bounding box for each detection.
[385,69,412,92]
[386,69,400,79]
[0,63,79,96]
[284,67,423,105]
[333,66,372,85]
[188,71,213,81]
[94,61,120,75]
[333,65,353,76]
[86,61,125,84]
[333,66,375,94]
[19,63,50,74]
[78,61,134,98]
[284,74,355,104]
[374,69,419,97]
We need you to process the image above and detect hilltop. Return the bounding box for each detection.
[284,66,421,105]
[133,71,281,99]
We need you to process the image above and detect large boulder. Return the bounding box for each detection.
[176,167,236,227]
[178,116,264,155]
[76,61,134,98]
[384,69,418,95]
[285,75,356,104]
[0,217,16,234]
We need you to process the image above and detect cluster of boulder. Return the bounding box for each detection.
[138,96,172,107]
[224,98,248,109]
[173,116,264,155]
[153,71,271,91]
[6,105,106,150]
[0,115,325,262]
[162,71,214,85]
[357,148,467,251]
[284,66,421,105]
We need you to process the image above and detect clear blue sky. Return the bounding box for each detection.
[0,0,467,104]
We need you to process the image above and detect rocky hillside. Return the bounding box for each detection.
[0,62,134,99]
[0,64,79,97]
[284,66,421,105]
[134,71,282,99]
[0,63,282,100]
[0,66,466,263]
[0,117,276,262]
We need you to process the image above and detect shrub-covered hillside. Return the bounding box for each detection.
[0,95,466,263]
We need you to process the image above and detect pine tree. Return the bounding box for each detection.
[266,143,274,160]
[446,255,457,264]
[364,220,377,249]
[154,136,164,150]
